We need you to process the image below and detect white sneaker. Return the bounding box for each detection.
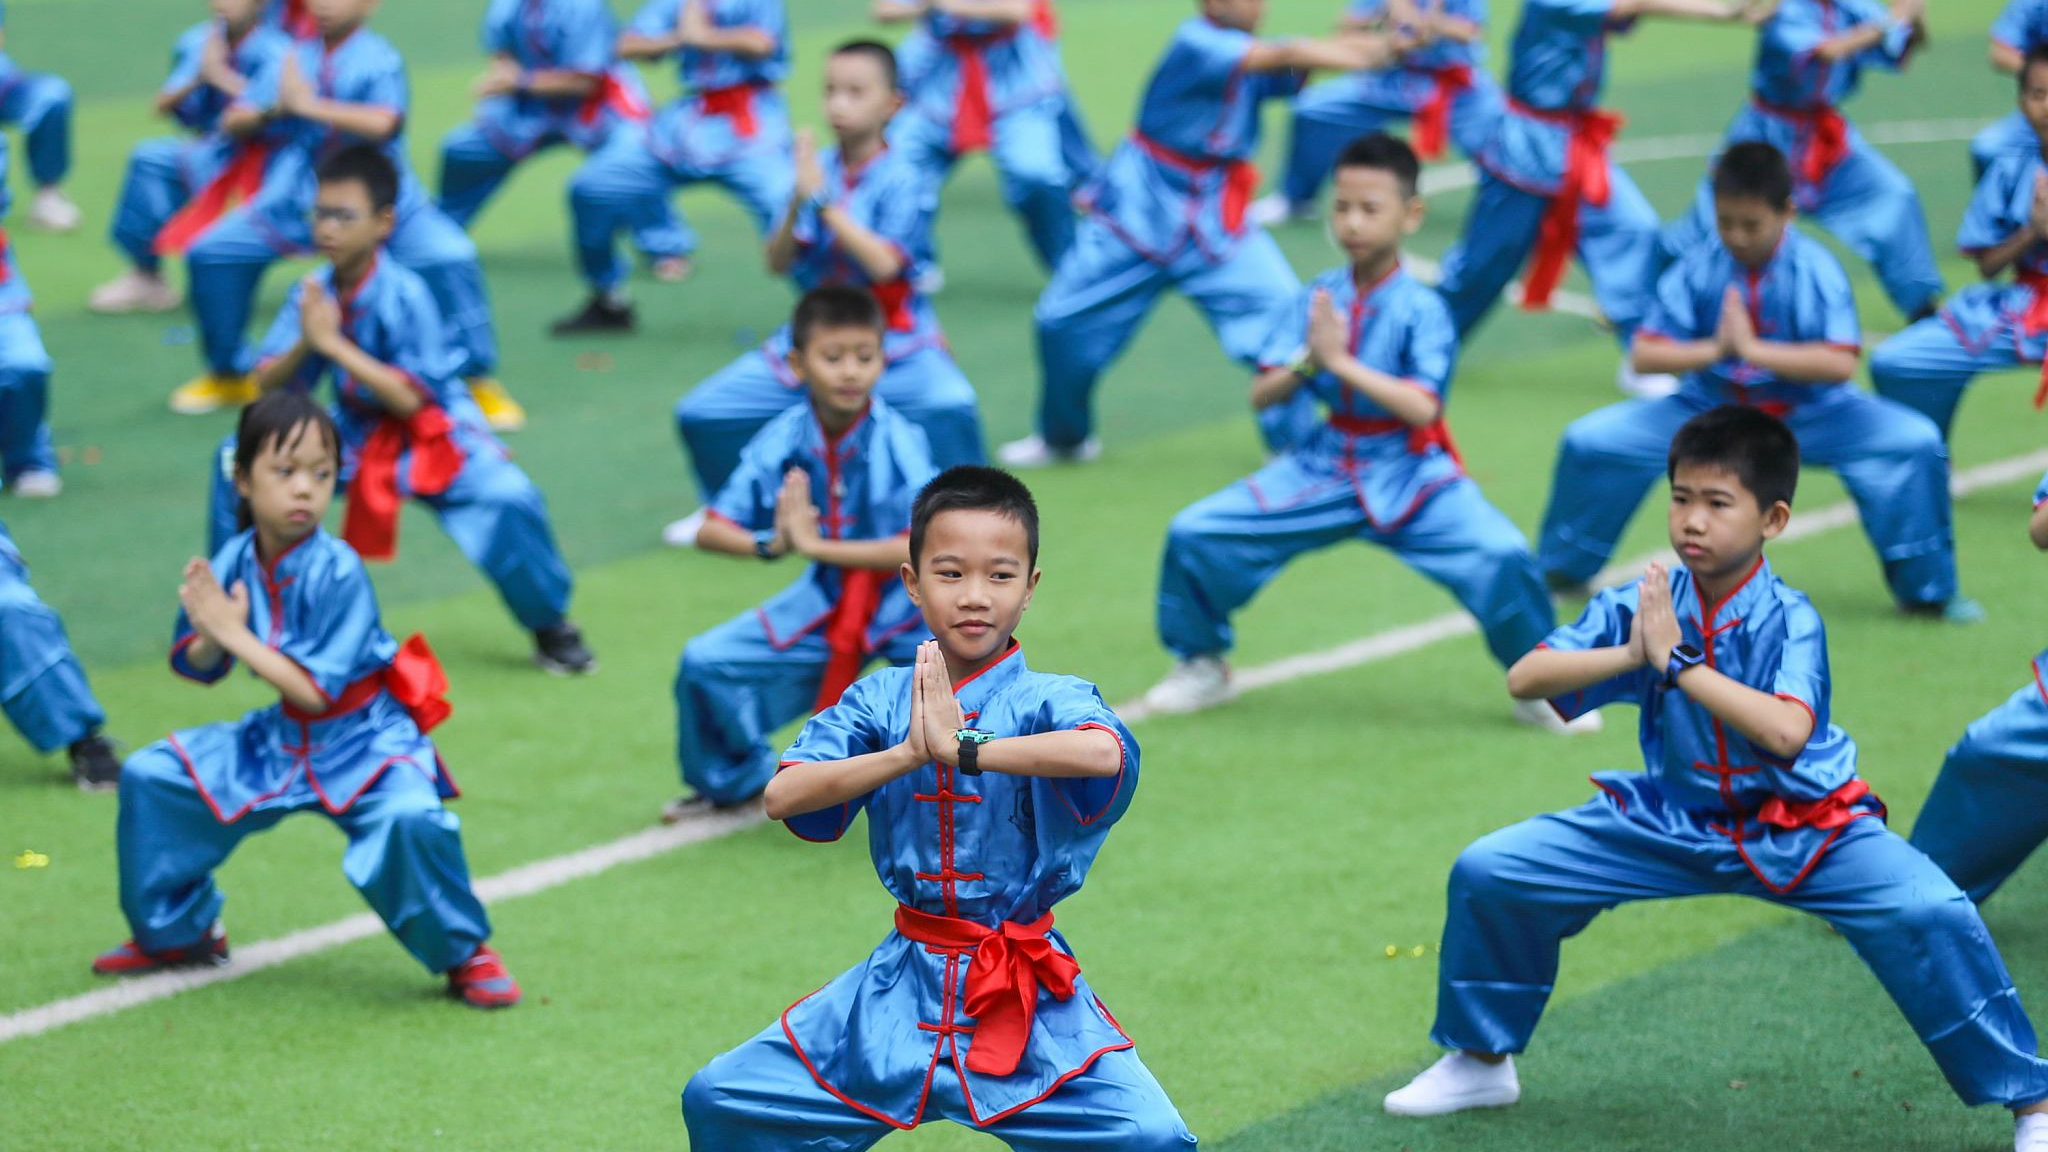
[1513,698,1605,735]
[1616,362,1680,399]
[996,434,1102,468]
[1384,1051,1521,1117]
[662,508,708,549]
[24,187,81,233]
[10,470,61,498]
[2018,1113,2048,1152]
[1142,656,1231,715]
[1246,192,1314,229]
[88,269,182,314]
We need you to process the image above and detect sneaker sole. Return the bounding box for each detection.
[1383,1088,1521,1117]
[533,654,599,677]
[92,951,231,977]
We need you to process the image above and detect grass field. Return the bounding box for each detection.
[4,0,2047,1147]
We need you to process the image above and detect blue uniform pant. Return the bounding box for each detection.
[1437,166,1659,348]
[1974,111,2036,179]
[438,119,677,255]
[1033,217,1299,449]
[0,310,53,483]
[207,434,573,632]
[567,129,790,292]
[1868,312,2032,441]
[1434,797,2048,1108]
[893,94,1079,269]
[684,1026,1197,1150]
[674,346,985,503]
[0,68,70,186]
[110,138,208,274]
[0,564,103,753]
[187,200,499,379]
[115,742,491,974]
[1910,677,2048,906]
[1157,463,1553,668]
[1536,387,1957,607]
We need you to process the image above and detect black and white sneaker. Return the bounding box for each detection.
[69,733,121,792]
[533,622,598,675]
[549,294,635,336]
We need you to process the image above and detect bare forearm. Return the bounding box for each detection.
[801,537,910,571]
[1812,22,1887,61]
[1617,0,1739,21]
[872,0,925,23]
[156,83,202,118]
[816,205,906,281]
[519,69,601,98]
[216,627,327,711]
[1247,36,1390,74]
[323,340,424,416]
[254,342,312,392]
[182,635,229,674]
[2029,500,2048,549]
[1972,231,2035,279]
[618,31,680,59]
[1736,340,1858,383]
[765,744,920,819]
[696,515,769,558]
[1506,645,1641,700]
[1993,41,2025,73]
[765,205,802,273]
[1325,354,1441,425]
[950,728,1123,779]
[931,0,1033,23]
[690,27,778,57]
[221,105,267,137]
[1632,337,1719,376]
[1249,366,1306,411]
[1670,665,1814,758]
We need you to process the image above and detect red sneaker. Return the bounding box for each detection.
[91,922,229,975]
[447,943,521,1009]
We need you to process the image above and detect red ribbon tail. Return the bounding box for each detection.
[1521,193,1576,309]
[951,42,994,155]
[342,421,405,562]
[154,143,271,256]
[1412,68,1467,161]
[871,280,917,332]
[811,568,886,712]
[1222,160,1260,235]
[404,405,463,500]
[386,633,453,733]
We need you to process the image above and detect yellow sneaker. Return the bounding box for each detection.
[468,377,527,433]
[168,373,259,415]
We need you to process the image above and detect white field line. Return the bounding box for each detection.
[0,118,2001,1046]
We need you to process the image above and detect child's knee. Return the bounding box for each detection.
[1117,1113,1200,1151]
[680,1063,741,1127]
[1448,837,1516,904]
[1888,888,1979,945]
[118,743,189,798]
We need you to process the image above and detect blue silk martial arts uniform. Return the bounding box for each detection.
[0,144,52,489]
[0,518,104,756]
[1909,470,2048,904]
[1434,559,2048,1107]
[674,398,934,805]
[568,0,793,291]
[674,144,984,501]
[1278,0,1501,207]
[890,0,1091,268]
[114,527,494,975]
[263,0,316,40]
[204,256,574,633]
[436,0,653,230]
[1871,153,2048,439]
[108,19,288,277]
[1660,0,1939,319]
[1032,16,1304,451]
[684,644,1197,1149]
[1540,225,1957,608]
[1158,264,1553,669]
[186,28,499,381]
[1975,0,2046,175]
[1436,0,1660,346]
[0,2,70,192]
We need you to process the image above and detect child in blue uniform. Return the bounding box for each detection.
[1145,135,1588,736]
[1255,0,1500,224]
[1007,0,1402,466]
[1540,143,1967,618]
[1660,0,1938,321]
[206,146,594,675]
[1872,48,2048,441]
[663,40,983,540]
[1435,0,1757,399]
[684,465,1195,1149]
[1386,407,2048,1152]
[173,0,523,434]
[1910,469,2048,906]
[92,393,521,1011]
[667,286,936,819]
[552,0,793,334]
[876,0,1091,270]
[0,1,77,232]
[1978,0,2048,175]
[0,133,54,501]
[0,516,119,789]
[435,0,652,231]
[90,0,287,317]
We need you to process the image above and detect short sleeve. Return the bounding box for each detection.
[1529,0,1618,35]
[1993,0,2040,50]
[1760,2,1822,60]
[163,26,206,96]
[778,672,893,842]
[1400,294,1457,397]
[1958,161,2022,252]
[708,428,783,532]
[170,541,248,684]
[555,0,618,72]
[1641,258,1703,341]
[1029,681,1139,830]
[1540,582,1650,718]
[280,552,383,703]
[628,0,682,39]
[1768,597,1829,726]
[1178,19,1254,92]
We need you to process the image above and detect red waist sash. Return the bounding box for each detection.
[578,71,651,127]
[1131,131,1259,235]
[893,904,1080,1078]
[1411,65,1473,161]
[870,279,917,333]
[154,141,273,256]
[1752,98,1848,189]
[280,632,453,734]
[2018,269,2048,409]
[342,405,464,562]
[811,567,887,711]
[946,33,1006,154]
[696,82,760,138]
[1754,778,1873,832]
[1329,412,1464,466]
[1516,102,1621,310]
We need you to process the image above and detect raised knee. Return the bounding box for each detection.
[680,1064,739,1125]
[1117,1115,1198,1151]
[1890,889,1978,943]
[118,743,189,796]
[1449,838,1514,904]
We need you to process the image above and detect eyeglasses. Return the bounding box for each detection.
[308,206,366,225]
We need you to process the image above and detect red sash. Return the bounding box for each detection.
[1132,131,1260,235]
[281,632,453,734]
[893,904,1081,1078]
[870,279,917,333]
[2018,270,2048,410]
[811,567,887,712]
[0,228,12,284]
[342,406,464,562]
[1411,66,1472,161]
[153,142,273,256]
[279,0,317,39]
[578,71,652,127]
[1754,778,1873,831]
[1330,412,1465,466]
[1031,0,1057,37]
[1754,98,1848,189]
[949,35,997,155]
[1518,104,1621,310]
[697,82,759,138]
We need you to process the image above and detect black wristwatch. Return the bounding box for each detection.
[1664,643,1706,688]
[953,728,995,775]
[754,529,779,561]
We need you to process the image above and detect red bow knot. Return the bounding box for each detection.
[893,906,1080,1078]
[1411,65,1473,161]
[1521,108,1622,310]
[343,404,464,562]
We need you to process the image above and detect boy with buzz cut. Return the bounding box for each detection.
[1539,140,1970,620]
[1146,133,1592,737]
[1975,0,2048,175]
[683,465,1196,1150]
[1388,406,2048,1152]
[666,285,937,822]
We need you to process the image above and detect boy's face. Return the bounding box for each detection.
[308,0,376,34]
[312,178,394,266]
[212,0,265,26]
[790,323,885,423]
[902,510,1040,670]
[234,422,338,546]
[1204,0,1266,32]
[1329,166,1423,265]
[824,53,900,140]
[1713,193,1792,269]
[2023,61,2048,136]
[1666,462,1788,583]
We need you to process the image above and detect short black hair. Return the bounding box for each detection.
[233,391,341,532]
[1334,131,1420,198]
[791,286,886,348]
[1710,141,1794,209]
[1667,405,1800,509]
[316,143,399,213]
[831,38,899,90]
[2023,44,2048,90]
[908,466,1039,570]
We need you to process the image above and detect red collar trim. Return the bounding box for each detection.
[814,400,871,449]
[333,251,379,314]
[258,527,316,581]
[951,639,1022,692]
[321,25,360,55]
[1697,554,1765,624]
[1351,259,1403,297]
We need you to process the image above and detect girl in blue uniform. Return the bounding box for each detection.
[92,392,520,1010]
